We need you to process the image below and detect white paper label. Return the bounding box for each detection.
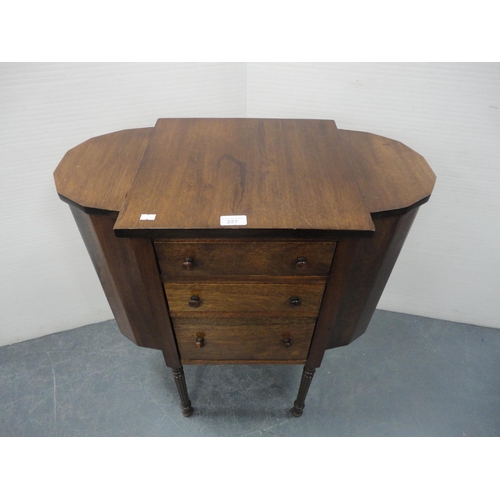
[140,214,156,220]
[220,215,247,226]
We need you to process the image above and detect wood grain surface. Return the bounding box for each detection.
[69,207,180,365]
[339,130,436,213]
[114,118,375,233]
[54,124,435,219]
[164,282,325,316]
[54,128,153,212]
[154,240,336,277]
[173,316,315,362]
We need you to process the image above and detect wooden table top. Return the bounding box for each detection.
[54,118,436,232]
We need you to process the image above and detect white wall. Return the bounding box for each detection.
[247,62,500,328]
[1,62,499,347]
[0,63,246,346]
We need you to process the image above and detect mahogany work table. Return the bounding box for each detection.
[54,118,435,417]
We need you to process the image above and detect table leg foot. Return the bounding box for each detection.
[182,407,194,418]
[291,367,316,417]
[172,367,193,417]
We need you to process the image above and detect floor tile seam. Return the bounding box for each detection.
[142,387,187,433]
[13,358,143,394]
[0,389,54,412]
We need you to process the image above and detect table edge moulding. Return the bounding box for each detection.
[54,118,436,418]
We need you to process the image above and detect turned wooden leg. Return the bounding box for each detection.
[172,367,193,417]
[291,367,316,417]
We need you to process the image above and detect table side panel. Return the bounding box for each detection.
[328,208,420,347]
[70,206,136,344]
[306,208,420,368]
[70,206,180,366]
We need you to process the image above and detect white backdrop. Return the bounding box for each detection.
[1,62,499,347]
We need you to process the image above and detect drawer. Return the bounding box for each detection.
[173,317,316,362]
[154,240,336,277]
[164,282,326,316]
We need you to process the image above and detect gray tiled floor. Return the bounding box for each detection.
[1,310,499,436]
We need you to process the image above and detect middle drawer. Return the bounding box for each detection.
[164,282,326,316]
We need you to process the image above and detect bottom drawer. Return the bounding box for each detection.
[173,317,316,362]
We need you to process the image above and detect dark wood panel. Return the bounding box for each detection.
[70,206,181,367]
[305,237,363,369]
[339,130,436,214]
[55,128,153,212]
[173,316,315,361]
[305,208,420,369]
[70,206,137,344]
[327,209,420,347]
[114,118,375,233]
[164,282,325,316]
[154,240,336,277]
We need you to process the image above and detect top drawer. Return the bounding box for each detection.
[154,240,336,277]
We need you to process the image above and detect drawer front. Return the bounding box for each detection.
[155,240,336,277]
[164,282,326,316]
[173,317,316,361]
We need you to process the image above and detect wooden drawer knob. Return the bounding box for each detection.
[189,295,201,308]
[295,257,308,269]
[290,296,301,306]
[182,257,194,270]
[282,338,292,347]
[195,337,205,348]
